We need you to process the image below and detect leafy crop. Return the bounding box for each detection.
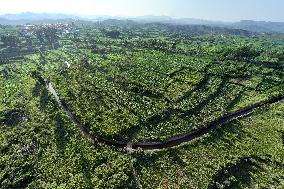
[0,20,283,188]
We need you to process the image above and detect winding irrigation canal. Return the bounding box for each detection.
[46,80,284,150]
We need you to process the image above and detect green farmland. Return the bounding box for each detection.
[0,20,284,188]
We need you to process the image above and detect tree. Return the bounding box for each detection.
[231,45,262,61]
[0,35,20,47]
[35,27,59,49]
[43,27,59,49]
[25,36,34,50]
[35,29,45,43]
[105,30,121,39]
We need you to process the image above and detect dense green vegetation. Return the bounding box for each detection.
[0,63,135,188]
[133,102,284,188]
[43,22,284,142]
[1,20,283,188]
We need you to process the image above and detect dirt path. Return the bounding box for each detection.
[46,81,284,151]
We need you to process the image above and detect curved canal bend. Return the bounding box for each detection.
[46,81,284,150]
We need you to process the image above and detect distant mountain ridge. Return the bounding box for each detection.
[130,15,230,26]
[0,12,284,33]
[1,12,79,20]
[233,20,284,33]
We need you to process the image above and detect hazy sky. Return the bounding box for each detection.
[0,0,283,21]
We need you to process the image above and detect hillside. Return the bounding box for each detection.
[0,19,284,188]
[1,13,284,33]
